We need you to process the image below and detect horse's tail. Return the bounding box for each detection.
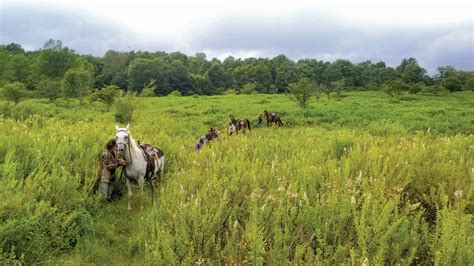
[246,119,251,131]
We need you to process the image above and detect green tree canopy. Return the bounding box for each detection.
[92,85,121,110]
[288,77,315,109]
[441,76,463,92]
[62,67,93,105]
[1,81,27,105]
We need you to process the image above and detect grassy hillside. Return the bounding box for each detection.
[0,91,473,264]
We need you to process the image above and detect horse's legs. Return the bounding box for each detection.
[147,178,155,205]
[138,177,145,209]
[159,157,164,188]
[126,179,133,210]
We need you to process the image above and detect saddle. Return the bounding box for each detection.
[138,143,164,180]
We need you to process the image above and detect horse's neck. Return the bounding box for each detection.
[125,134,142,163]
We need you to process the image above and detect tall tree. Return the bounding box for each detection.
[397,57,427,84]
[208,63,228,89]
[33,40,76,79]
[5,54,31,86]
[271,55,298,92]
[62,67,92,105]
[36,79,62,101]
[101,50,130,89]
[128,58,165,93]
[190,72,214,95]
[167,60,192,95]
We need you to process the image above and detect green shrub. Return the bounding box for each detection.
[114,95,137,123]
[224,89,237,95]
[140,87,155,97]
[168,90,182,97]
[332,138,354,159]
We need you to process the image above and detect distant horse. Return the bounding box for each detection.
[115,124,164,210]
[196,128,220,152]
[206,128,220,142]
[229,115,251,135]
[263,110,283,127]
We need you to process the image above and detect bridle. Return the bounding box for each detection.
[116,129,133,166]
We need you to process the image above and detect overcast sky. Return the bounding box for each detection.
[0,0,472,73]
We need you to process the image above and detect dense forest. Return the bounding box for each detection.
[1,39,473,100]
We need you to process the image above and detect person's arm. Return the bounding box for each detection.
[102,152,120,170]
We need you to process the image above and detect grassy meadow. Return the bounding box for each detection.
[0,91,473,264]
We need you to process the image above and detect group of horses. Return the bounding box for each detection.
[228,110,283,135]
[113,110,283,210]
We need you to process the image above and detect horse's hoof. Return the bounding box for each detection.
[127,206,132,211]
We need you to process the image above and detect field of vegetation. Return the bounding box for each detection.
[0,91,473,264]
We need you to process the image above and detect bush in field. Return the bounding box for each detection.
[0,102,14,117]
[314,83,323,101]
[140,79,156,97]
[408,82,424,94]
[91,85,120,111]
[463,76,474,91]
[441,76,463,92]
[114,95,137,123]
[241,82,256,95]
[11,101,45,120]
[423,85,445,96]
[332,138,353,159]
[322,83,335,99]
[140,87,155,97]
[1,82,27,105]
[384,80,409,98]
[168,90,182,97]
[36,79,62,101]
[288,77,315,109]
[224,89,237,95]
[331,78,346,98]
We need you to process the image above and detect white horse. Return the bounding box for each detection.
[115,124,164,210]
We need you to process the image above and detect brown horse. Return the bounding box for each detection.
[263,110,283,127]
[229,115,251,135]
[206,128,220,141]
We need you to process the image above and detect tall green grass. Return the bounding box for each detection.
[0,91,472,264]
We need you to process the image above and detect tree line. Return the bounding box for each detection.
[1,39,473,105]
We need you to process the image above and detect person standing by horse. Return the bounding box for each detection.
[258,113,263,128]
[98,139,127,202]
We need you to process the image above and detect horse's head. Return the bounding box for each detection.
[115,124,130,153]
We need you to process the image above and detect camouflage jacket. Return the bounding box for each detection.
[98,150,121,183]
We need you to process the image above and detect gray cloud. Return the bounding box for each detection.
[189,12,473,73]
[0,3,174,54]
[1,4,472,74]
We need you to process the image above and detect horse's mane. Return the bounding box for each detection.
[128,131,139,153]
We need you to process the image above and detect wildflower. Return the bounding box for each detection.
[409,202,421,211]
[362,257,369,266]
[394,185,404,193]
[302,192,308,203]
[454,189,463,200]
[351,196,356,205]
[250,188,262,199]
